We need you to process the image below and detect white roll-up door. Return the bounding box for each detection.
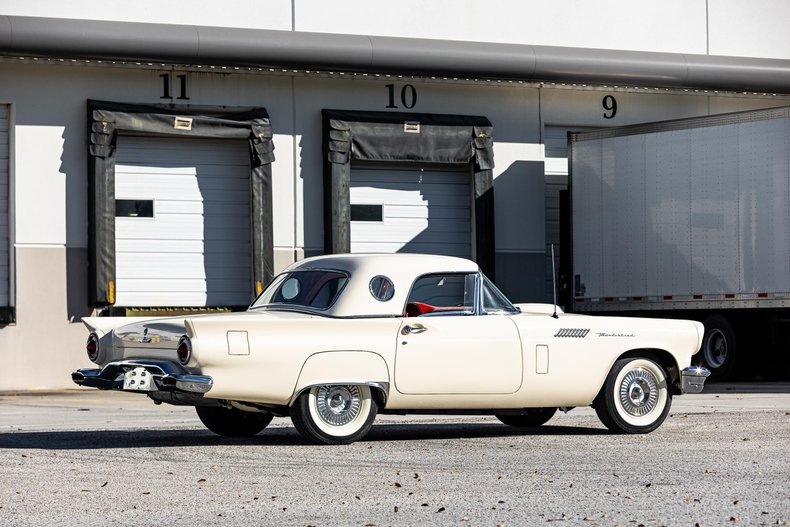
[350,165,472,258]
[0,105,9,307]
[114,135,252,307]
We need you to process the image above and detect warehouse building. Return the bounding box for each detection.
[1,1,789,389]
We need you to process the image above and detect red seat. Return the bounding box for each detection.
[404,302,435,317]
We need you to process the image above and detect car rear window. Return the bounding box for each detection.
[252,270,349,310]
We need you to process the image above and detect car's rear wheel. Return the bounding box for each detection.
[496,408,557,428]
[594,357,672,434]
[196,406,273,437]
[290,384,377,445]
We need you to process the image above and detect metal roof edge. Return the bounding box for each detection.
[1,15,789,93]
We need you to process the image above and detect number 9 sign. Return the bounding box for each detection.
[602,95,617,119]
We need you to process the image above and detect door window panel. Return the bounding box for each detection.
[405,273,475,316]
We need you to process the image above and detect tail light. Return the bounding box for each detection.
[177,336,192,365]
[86,333,100,362]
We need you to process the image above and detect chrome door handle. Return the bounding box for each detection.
[402,324,427,335]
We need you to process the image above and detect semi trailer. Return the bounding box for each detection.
[567,106,790,380]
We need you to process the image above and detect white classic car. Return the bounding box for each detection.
[73,253,709,444]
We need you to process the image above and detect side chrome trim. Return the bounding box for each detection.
[680,366,711,394]
[72,360,213,394]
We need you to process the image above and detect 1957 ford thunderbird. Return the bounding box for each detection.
[73,253,709,444]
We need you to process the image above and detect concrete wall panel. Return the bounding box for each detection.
[0,246,90,390]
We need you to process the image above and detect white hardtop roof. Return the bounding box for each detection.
[287,253,479,275]
[281,253,481,317]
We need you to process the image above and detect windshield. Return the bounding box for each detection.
[251,270,349,310]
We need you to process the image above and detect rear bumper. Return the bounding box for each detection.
[72,360,213,394]
[680,366,711,394]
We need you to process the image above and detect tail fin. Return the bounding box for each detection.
[82,316,163,336]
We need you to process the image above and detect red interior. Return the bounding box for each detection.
[404,302,435,317]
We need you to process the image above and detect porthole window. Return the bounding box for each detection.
[281,277,301,300]
[369,276,395,302]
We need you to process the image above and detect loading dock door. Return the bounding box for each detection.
[350,165,472,258]
[114,135,252,307]
[0,105,8,310]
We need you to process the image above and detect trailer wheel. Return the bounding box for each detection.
[698,315,737,381]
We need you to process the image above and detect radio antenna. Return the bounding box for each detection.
[551,244,559,319]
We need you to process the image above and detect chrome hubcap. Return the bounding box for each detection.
[704,329,727,368]
[619,368,658,417]
[315,385,361,426]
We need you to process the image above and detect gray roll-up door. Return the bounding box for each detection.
[114,135,252,307]
[350,165,472,258]
[0,105,8,309]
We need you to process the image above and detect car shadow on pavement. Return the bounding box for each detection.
[0,423,609,450]
[363,423,610,442]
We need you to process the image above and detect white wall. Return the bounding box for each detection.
[708,0,790,59]
[4,0,790,59]
[292,77,545,254]
[3,63,296,250]
[0,0,293,30]
[3,60,788,267]
[1,57,789,389]
[294,0,708,54]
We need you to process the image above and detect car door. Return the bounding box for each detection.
[394,272,523,395]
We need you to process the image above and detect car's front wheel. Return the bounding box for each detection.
[496,408,557,428]
[290,385,378,445]
[196,406,273,437]
[594,357,672,434]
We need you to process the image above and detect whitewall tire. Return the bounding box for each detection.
[594,357,672,434]
[290,384,378,445]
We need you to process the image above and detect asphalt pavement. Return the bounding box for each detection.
[0,385,788,526]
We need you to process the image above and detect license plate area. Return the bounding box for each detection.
[123,367,156,391]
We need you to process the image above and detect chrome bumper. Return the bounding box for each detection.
[680,366,711,394]
[72,360,213,394]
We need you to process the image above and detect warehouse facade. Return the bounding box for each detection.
[1,1,789,389]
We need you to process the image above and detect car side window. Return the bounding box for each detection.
[481,275,519,314]
[404,273,476,317]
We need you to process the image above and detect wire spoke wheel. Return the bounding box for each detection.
[595,357,672,434]
[314,385,362,427]
[291,384,378,445]
[618,367,659,417]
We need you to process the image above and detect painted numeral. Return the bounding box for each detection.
[602,95,617,119]
[386,84,417,109]
[160,73,190,100]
